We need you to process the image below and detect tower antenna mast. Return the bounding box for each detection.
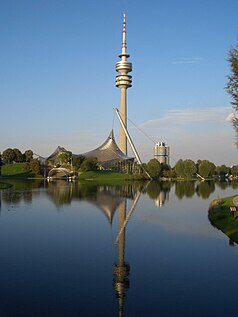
[116,10,132,155]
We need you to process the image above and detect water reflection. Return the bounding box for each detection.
[1,180,238,210]
[1,179,238,316]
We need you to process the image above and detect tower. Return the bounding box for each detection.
[153,142,170,165]
[116,11,132,155]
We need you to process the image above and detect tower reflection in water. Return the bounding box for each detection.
[113,190,141,317]
[113,201,130,317]
[46,181,142,316]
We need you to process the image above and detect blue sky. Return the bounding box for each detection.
[0,0,238,165]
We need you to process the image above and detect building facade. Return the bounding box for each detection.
[153,142,170,165]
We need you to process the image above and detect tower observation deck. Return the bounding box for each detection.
[116,11,132,155]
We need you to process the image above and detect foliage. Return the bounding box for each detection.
[29,159,41,175]
[24,149,33,162]
[216,164,230,177]
[72,155,85,170]
[174,159,196,178]
[80,157,98,172]
[174,159,184,177]
[160,163,174,178]
[226,42,238,146]
[13,148,24,162]
[183,159,196,178]
[146,159,161,179]
[231,165,238,176]
[197,160,215,178]
[226,44,238,110]
[2,148,16,164]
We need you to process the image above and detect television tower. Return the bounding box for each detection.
[116,11,132,155]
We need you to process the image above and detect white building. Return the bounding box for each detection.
[153,142,170,165]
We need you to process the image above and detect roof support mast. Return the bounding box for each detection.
[114,108,152,180]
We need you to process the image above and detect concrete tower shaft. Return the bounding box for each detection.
[116,11,132,155]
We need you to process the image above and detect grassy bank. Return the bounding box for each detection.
[1,163,42,178]
[77,170,133,182]
[208,195,238,243]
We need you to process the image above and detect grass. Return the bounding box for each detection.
[209,195,238,243]
[1,163,42,178]
[77,170,133,182]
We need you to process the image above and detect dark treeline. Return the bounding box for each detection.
[143,158,238,180]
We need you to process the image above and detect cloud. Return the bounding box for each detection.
[140,107,231,128]
[171,57,202,65]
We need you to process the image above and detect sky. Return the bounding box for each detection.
[0,0,238,166]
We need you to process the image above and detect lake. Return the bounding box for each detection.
[0,179,238,317]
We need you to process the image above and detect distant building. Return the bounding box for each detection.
[153,142,170,165]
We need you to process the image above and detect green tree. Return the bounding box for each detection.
[24,150,33,162]
[216,164,230,177]
[197,160,215,178]
[183,159,196,178]
[72,155,85,170]
[160,163,173,178]
[226,42,238,145]
[13,148,24,162]
[80,157,98,172]
[29,159,41,175]
[231,165,238,176]
[2,148,16,164]
[174,159,185,177]
[146,159,161,179]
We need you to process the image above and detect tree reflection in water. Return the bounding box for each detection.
[0,179,238,316]
[1,180,236,210]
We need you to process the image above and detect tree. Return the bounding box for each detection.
[24,150,33,162]
[231,165,238,176]
[13,148,24,162]
[2,148,15,164]
[183,159,196,178]
[174,159,185,178]
[226,42,238,145]
[72,155,85,170]
[80,157,98,172]
[160,163,173,178]
[146,159,161,179]
[197,160,215,178]
[216,164,230,177]
[29,159,41,175]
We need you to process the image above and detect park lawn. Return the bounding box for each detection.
[1,163,41,178]
[208,195,238,243]
[78,170,133,182]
